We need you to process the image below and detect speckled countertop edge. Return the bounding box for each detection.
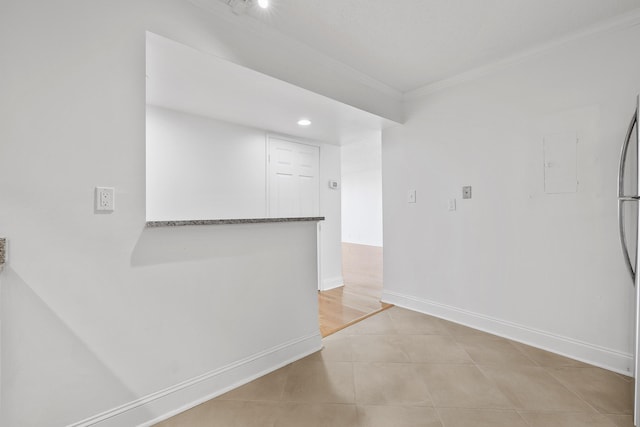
[146,217,325,228]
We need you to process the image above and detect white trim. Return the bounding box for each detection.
[66,333,322,427]
[341,241,383,250]
[266,133,272,217]
[266,132,326,149]
[404,8,640,100]
[382,290,634,376]
[264,132,269,217]
[321,276,344,291]
[317,222,323,291]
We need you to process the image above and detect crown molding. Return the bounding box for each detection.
[186,0,403,101]
[404,8,640,101]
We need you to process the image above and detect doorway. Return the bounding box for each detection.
[318,132,390,337]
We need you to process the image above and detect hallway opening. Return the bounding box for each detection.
[319,132,389,337]
[319,243,391,336]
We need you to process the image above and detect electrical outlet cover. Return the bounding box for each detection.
[95,187,115,212]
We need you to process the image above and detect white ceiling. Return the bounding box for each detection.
[149,1,640,144]
[146,32,397,145]
[245,0,640,93]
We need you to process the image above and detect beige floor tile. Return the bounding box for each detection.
[518,411,619,426]
[324,327,360,340]
[454,335,537,366]
[354,362,431,406]
[154,400,281,427]
[437,408,527,427]
[217,366,289,401]
[438,319,497,338]
[510,341,591,368]
[479,365,593,412]
[275,403,358,427]
[603,414,635,427]
[357,405,442,427]
[155,308,635,427]
[387,307,449,335]
[282,359,355,404]
[417,364,513,409]
[403,334,473,364]
[304,334,353,362]
[348,311,397,335]
[548,367,634,415]
[350,334,411,363]
[615,372,634,383]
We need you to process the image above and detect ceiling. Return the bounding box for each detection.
[146,33,396,145]
[149,1,640,145]
[245,0,640,93]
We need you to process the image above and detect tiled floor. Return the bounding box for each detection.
[154,307,634,427]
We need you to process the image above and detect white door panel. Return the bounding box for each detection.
[269,137,320,218]
[275,148,294,166]
[299,175,318,216]
[273,172,295,216]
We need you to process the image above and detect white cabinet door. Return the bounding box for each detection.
[268,137,320,218]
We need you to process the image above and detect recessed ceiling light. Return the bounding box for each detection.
[297,119,311,126]
[257,0,269,8]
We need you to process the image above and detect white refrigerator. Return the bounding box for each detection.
[617,95,640,426]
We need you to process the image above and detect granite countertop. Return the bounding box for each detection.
[146,217,325,228]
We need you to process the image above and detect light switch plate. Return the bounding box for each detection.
[462,186,472,199]
[408,189,416,203]
[448,198,457,211]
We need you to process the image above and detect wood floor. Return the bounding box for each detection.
[318,243,392,337]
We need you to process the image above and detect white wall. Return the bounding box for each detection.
[382,24,640,374]
[341,133,384,247]
[146,106,266,220]
[146,106,343,291]
[0,0,383,424]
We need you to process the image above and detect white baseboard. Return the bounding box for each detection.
[341,241,383,249]
[382,290,633,376]
[321,276,344,291]
[67,332,322,427]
